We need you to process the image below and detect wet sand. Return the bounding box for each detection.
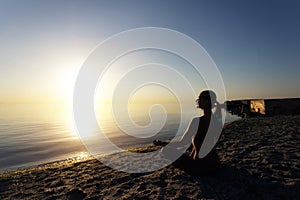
[1,115,299,199]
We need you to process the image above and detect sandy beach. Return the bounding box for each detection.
[1,115,299,199]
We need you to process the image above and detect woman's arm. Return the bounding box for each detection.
[178,117,200,145]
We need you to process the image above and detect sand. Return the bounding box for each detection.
[0,115,299,199]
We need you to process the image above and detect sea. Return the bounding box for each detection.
[0,104,240,172]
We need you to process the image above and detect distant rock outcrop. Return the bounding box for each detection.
[226,98,300,117]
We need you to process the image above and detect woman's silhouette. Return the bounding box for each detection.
[154,90,223,161]
[190,90,222,160]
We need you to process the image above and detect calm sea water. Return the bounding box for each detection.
[0,104,240,172]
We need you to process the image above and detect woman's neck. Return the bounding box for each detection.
[203,108,212,117]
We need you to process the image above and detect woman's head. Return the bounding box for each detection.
[196,90,217,110]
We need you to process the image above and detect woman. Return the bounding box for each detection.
[154,90,222,161]
[190,90,221,160]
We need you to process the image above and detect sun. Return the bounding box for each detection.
[57,66,80,104]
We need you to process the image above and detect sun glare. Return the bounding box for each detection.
[57,66,79,104]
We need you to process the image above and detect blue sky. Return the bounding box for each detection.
[0,0,299,103]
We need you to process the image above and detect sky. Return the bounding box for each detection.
[0,0,299,103]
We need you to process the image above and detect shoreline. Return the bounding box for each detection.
[1,115,299,199]
[0,117,239,174]
[0,111,240,173]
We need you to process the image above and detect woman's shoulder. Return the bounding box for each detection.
[190,116,208,122]
[190,117,200,125]
[191,116,201,121]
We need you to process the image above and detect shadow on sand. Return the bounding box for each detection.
[171,159,299,199]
